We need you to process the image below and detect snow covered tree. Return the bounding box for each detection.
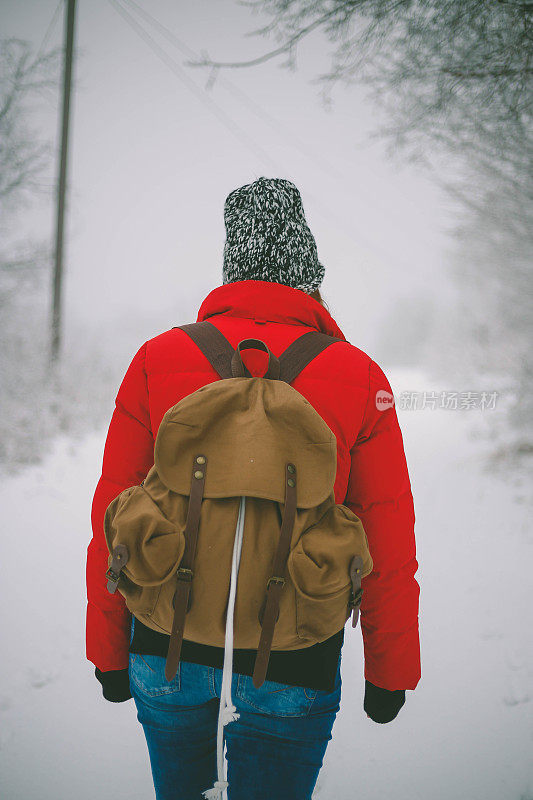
[197,2,531,179]
[0,39,59,468]
[197,0,533,447]
[0,38,58,270]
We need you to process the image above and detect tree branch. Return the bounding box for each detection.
[188,7,345,70]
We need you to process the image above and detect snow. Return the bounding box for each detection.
[0,368,531,800]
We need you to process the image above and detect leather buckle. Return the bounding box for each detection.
[348,587,363,629]
[267,576,285,590]
[106,544,129,594]
[177,567,194,582]
[349,587,363,609]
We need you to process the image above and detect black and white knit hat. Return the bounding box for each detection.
[222,177,325,293]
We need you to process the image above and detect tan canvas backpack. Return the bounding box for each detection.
[104,321,373,689]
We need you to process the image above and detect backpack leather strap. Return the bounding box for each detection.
[106,544,129,594]
[176,322,234,379]
[231,339,281,380]
[165,455,207,681]
[252,463,297,688]
[278,331,342,384]
[177,323,342,383]
[347,555,364,628]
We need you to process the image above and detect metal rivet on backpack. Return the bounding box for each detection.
[287,478,295,488]
[194,470,204,479]
[287,464,296,474]
[196,456,206,465]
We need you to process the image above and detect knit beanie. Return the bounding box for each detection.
[222,177,325,293]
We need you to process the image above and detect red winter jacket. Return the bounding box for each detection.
[86,280,421,691]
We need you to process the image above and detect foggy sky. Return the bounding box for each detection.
[2,0,449,359]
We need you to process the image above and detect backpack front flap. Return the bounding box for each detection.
[154,376,336,507]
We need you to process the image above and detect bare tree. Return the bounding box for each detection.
[0,39,60,469]
[0,38,59,271]
[195,1,531,191]
[195,1,533,447]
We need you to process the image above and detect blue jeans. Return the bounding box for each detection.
[129,652,342,800]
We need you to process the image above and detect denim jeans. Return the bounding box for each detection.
[129,651,342,800]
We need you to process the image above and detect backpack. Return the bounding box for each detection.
[104,321,373,690]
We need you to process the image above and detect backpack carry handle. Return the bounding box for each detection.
[231,339,281,380]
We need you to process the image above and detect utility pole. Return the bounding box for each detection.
[51,0,76,364]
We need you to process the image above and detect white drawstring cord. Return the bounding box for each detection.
[202,496,246,800]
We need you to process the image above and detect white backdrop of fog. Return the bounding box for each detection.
[2,0,449,371]
[1,4,533,800]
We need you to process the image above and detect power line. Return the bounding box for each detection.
[108,1,385,273]
[107,0,414,277]
[120,0,438,258]
[107,0,280,172]
[34,0,65,108]
[121,0,348,185]
[36,0,64,60]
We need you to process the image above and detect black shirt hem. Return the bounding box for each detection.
[130,616,344,692]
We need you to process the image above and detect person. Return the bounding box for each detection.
[86,177,421,800]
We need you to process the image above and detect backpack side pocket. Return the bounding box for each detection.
[104,485,187,619]
[288,504,373,643]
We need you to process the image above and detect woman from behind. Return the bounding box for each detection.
[87,177,420,800]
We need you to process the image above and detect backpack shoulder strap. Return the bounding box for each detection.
[175,322,342,383]
[278,331,342,384]
[175,321,234,379]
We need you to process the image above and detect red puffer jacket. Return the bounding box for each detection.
[86,280,421,691]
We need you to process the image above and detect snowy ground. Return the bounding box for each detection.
[1,368,532,800]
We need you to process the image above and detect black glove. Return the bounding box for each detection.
[364,680,405,723]
[95,667,132,703]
